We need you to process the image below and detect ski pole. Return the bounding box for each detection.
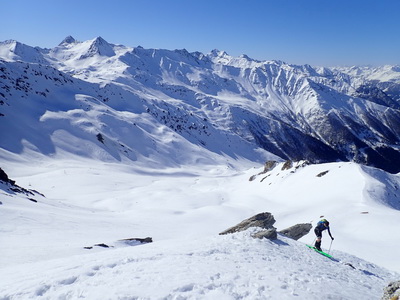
[328,239,333,254]
[311,237,316,245]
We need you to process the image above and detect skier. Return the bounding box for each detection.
[314,219,334,251]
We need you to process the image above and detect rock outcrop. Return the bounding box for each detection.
[219,212,276,237]
[219,212,313,242]
[0,167,15,185]
[249,161,279,181]
[0,167,44,201]
[84,237,153,250]
[278,223,312,240]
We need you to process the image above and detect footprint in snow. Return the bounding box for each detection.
[58,276,78,285]
[35,284,51,296]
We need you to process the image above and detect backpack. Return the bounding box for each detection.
[318,219,329,227]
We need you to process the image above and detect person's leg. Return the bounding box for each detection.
[315,238,322,251]
[314,228,322,250]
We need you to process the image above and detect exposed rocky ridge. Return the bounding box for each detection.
[1,37,400,172]
[0,167,44,202]
[250,160,311,182]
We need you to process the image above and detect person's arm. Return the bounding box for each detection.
[328,227,334,240]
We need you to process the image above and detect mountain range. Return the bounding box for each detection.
[1,36,400,173]
[1,36,400,298]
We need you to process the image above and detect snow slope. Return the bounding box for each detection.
[0,231,397,299]
[1,156,399,299]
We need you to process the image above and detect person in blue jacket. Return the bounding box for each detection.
[314,219,334,251]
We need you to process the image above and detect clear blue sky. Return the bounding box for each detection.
[1,0,399,66]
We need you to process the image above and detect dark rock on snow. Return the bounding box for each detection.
[84,237,153,250]
[0,167,44,200]
[219,212,276,236]
[220,212,312,242]
[120,237,153,244]
[278,223,312,240]
[382,280,400,300]
[281,160,293,171]
[0,167,15,185]
[249,160,278,181]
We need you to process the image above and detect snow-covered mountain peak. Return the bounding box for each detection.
[58,35,77,46]
[79,36,116,59]
[208,49,232,63]
[0,40,45,63]
[209,49,228,57]
[390,65,400,72]
[0,40,17,61]
[239,53,251,60]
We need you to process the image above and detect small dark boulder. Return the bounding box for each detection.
[278,223,312,240]
[316,170,329,177]
[264,161,278,173]
[120,237,153,244]
[96,133,105,144]
[281,160,293,170]
[94,243,110,248]
[382,280,400,300]
[219,212,276,235]
[84,237,153,250]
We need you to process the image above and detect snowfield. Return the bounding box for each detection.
[0,156,399,299]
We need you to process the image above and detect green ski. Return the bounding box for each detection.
[306,244,334,259]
